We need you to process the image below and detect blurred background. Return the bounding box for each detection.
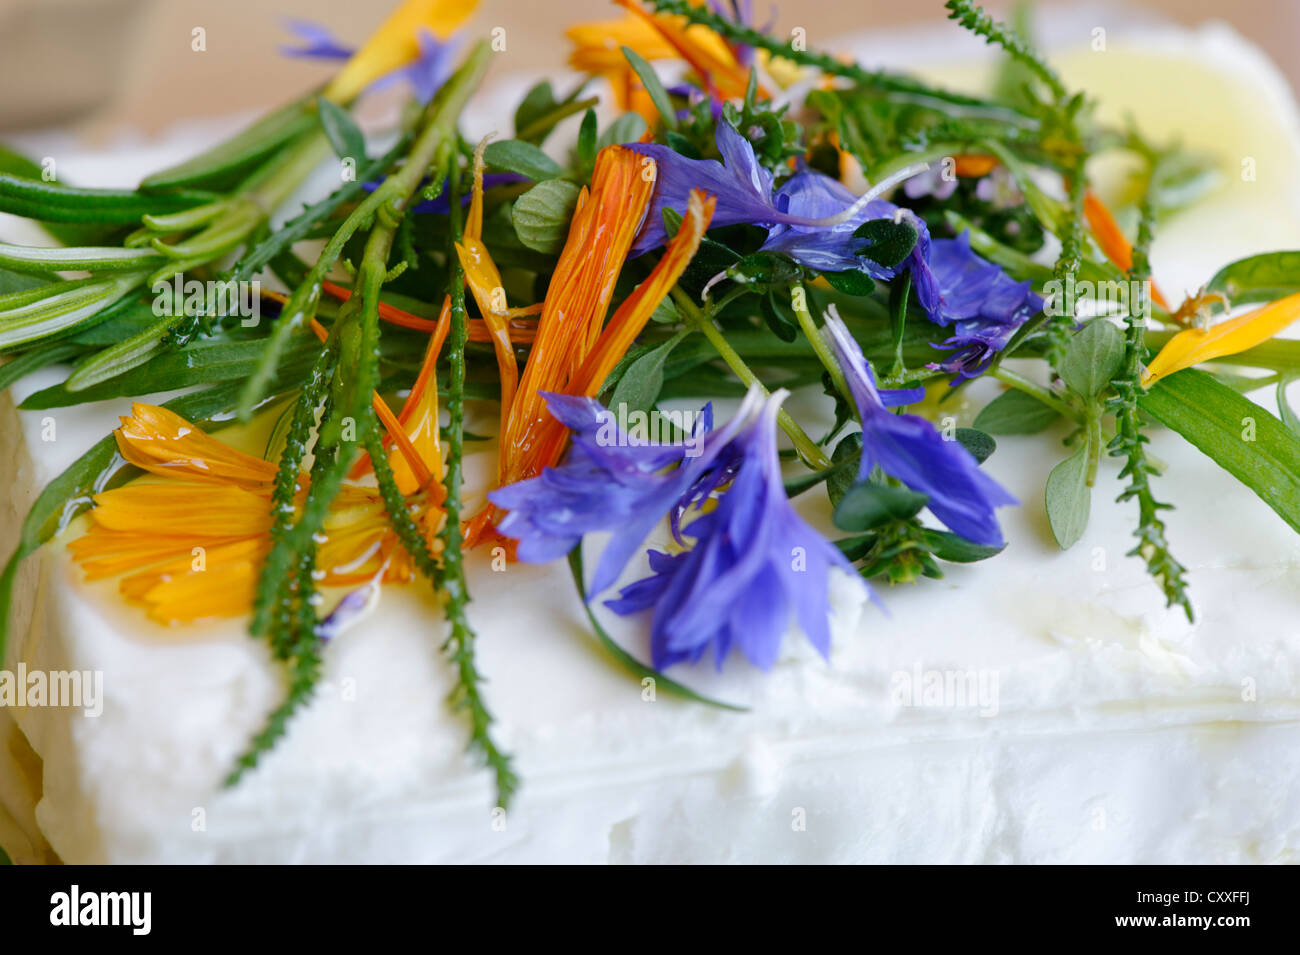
[0,0,1296,134]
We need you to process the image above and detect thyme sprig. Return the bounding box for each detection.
[1106,191,1193,621]
[647,0,1036,122]
[438,154,519,810]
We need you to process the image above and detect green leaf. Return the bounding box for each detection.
[1207,250,1300,307]
[1045,445,1090,548]
[1059,319,1125,398]
[514,81,557,138]
[920,529,1005,563]
[567,549,745,710]
[316,97,367,162]
[954,427,996,464]
[511,179,582,254]
[598,112,648,151]
[833,481,929,532]
[0,339,82,391]
[0,243,161,275]
[483,139,564,182]
[64,313,183,391]
[973,387,1062,434]
[1139,368,1300,534]
[1278,375,1300,435]
[21,335,320,408]
[760,291,798,342]
[621,46,678,130]
[576,108,598,172]
[0,274,143,351]
[140,97,316,192]
[608,332,685,416]
[855,217,918,269]
[822,269,875,296]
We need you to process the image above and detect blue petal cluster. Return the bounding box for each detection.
[490,389,865,671]
[627,122,1043,378]
[823,314,1017,548]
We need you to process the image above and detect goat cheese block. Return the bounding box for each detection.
[3,17,1300,863]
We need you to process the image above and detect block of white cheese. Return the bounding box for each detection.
[3,17,1300,863]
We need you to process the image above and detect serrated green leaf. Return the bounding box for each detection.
[511,179,582,254]
[1060,319,1125,398]
[483,139,564,181]
[1045,445,1090,548]
[973,387,1062,434]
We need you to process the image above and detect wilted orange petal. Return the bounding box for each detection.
[115,403,277,487]
[1083,191,1170,310]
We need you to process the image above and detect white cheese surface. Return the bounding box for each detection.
[3,17,1300,863]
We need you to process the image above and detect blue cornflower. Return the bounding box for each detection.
[491,388,866,670]
[918,232,1043,380]
[626,123,1042,377]
[823,313,1017,548]
[489,392,750,599]
[605,388,865,670]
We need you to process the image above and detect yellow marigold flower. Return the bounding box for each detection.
[1142,290,1300,386]
[69,403,445,625]
[324,0,479,104]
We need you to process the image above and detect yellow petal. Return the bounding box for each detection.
[1143,291,1300,386]
[323,0,479,104]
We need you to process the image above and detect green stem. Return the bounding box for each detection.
[671,285,831,469]
[988,365,1080,421]
[789,282,850,400]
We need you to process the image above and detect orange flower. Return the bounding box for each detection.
[1083,190,1170,310]
[566,0,757,125]
[464,146,715,546]
[69,403,445,625]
